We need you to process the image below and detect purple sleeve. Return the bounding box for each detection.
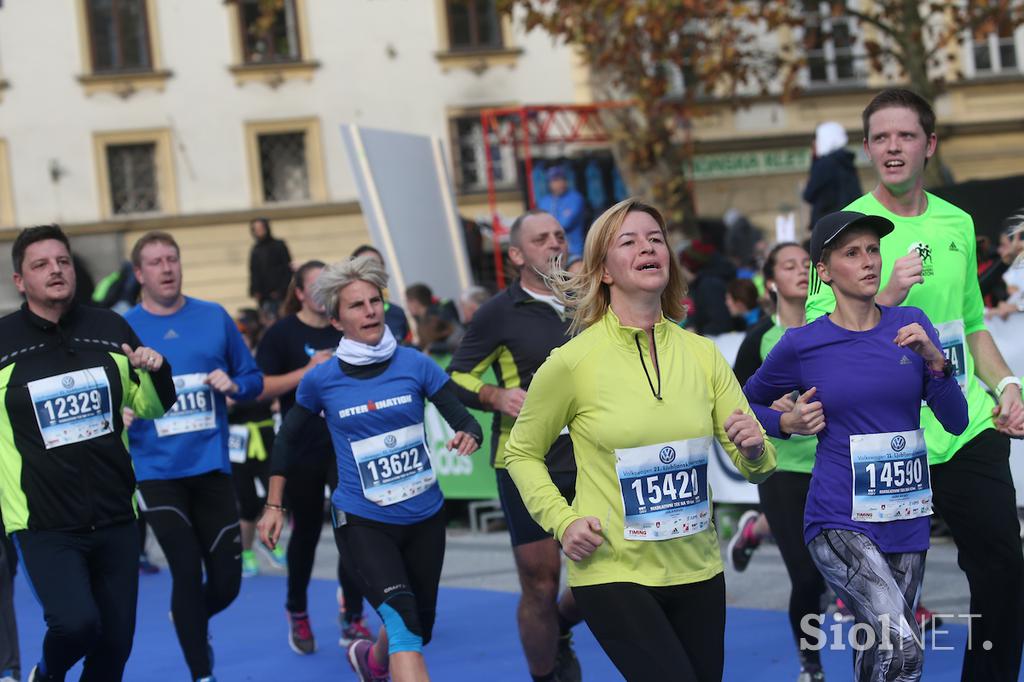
[919,311,969,436]
[743,332,803,439]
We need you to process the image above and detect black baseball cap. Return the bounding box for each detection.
[810,210,895,264]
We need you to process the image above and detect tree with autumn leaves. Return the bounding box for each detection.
[502,0,1023,226]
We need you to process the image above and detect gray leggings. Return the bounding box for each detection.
[807,529,925,682]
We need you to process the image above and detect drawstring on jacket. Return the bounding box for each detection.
[634,332,662,401]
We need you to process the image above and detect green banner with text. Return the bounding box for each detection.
[425,354,498,500]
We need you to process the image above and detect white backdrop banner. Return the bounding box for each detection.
[706,316,1024,505]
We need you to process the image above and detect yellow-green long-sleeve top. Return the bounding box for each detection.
[504,309,776,588]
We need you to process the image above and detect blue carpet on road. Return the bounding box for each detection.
[13,571,994,681]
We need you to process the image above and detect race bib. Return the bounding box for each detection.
[935,319,967,396]
[228,424,250,464]
[155,373,216,437]
[28,367,114,449]
[350,423,435,506]
[850,429,931,522]
[616,437,711,541]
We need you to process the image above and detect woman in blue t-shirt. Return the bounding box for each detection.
[259,256,482,682]
[744,211,968,682]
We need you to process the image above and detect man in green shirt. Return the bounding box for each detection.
[807,88,1024,681]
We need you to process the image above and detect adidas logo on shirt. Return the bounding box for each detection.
[949,241,959,252]
[899,355,912,365]
[163,328,179,340]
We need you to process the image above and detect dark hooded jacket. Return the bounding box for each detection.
[803,149,862,229]
[249,224,292,304]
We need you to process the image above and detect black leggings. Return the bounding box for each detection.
[284,452,363,617]
[333,509,446,654]
[572,573,726,682]
[138,472,241,680]
[14,521,139,682]
[930,428,1024,682]
[758,470,827,668]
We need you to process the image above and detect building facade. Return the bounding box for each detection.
[0,0,590,313]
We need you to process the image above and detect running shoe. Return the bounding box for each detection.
[797,665,825,682]
[256,541,287,569]
[287,610,317,655]
[834,598,854,623]
[138,552,160,575]
[347,639,389,681]
[555,630,582,682]
[340,616,374,647]
[726,510,762,572]
[195,677,216,682]
[241,549,259,578]
[915,604,943,632]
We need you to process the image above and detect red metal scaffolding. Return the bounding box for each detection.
[479,103,630,289]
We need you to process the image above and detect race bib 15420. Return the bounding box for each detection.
[616,436,711,541]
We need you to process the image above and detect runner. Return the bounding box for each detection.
[255,260,370,653]
[448,210,583,682]
[504,199,777,681]
[350,245,411,344]
[258,255,482,682]
[729,242,829,682]
[125,231,263,682]
[228,310,283,579]
[0,225,175,682]
[806,88,1024,681]
[745,210,968,680]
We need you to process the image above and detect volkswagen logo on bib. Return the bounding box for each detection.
[175,377,185,389]
[61,376,75,389]
[659,446,676,464]
[384,434,397,448]
[891,435,907,452]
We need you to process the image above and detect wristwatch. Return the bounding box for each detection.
[996,376,1023,399]
[928,359,954,380]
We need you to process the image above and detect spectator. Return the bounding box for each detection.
[680,221,736,336]
[458,285,490,325]
[726,278,764,331]
[723,209,763,275]
[249,217,293,318]
[987,216,1024,320]
[538,166,587,259]
[803,122,862,230]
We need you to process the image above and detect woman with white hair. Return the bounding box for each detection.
[503,198,777,681]
[258,255,482,682]
[804,121,863,229]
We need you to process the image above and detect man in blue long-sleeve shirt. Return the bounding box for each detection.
[125,232,263,682]
[538,166,587,259]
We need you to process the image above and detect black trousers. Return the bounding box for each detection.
[14,521,139,682]
[930,428,1024,682]
[138,472,241,680]
[572,573,726,682]
[333,509,446,652]
[758,470,827,667]
[284,452,363,618]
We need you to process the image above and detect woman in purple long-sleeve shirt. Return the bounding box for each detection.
[744,211,968,682]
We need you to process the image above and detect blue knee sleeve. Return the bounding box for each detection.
[378,594,423,654]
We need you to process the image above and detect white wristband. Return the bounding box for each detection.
[996,376,1023,398]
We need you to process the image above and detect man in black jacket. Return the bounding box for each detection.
[1,225,176,682]
[249,217,293,317]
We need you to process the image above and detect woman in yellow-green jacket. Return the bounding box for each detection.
[504,198,777,682]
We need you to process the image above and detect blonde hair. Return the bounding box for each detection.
[312,255,389,321]
[548,198,688,335]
